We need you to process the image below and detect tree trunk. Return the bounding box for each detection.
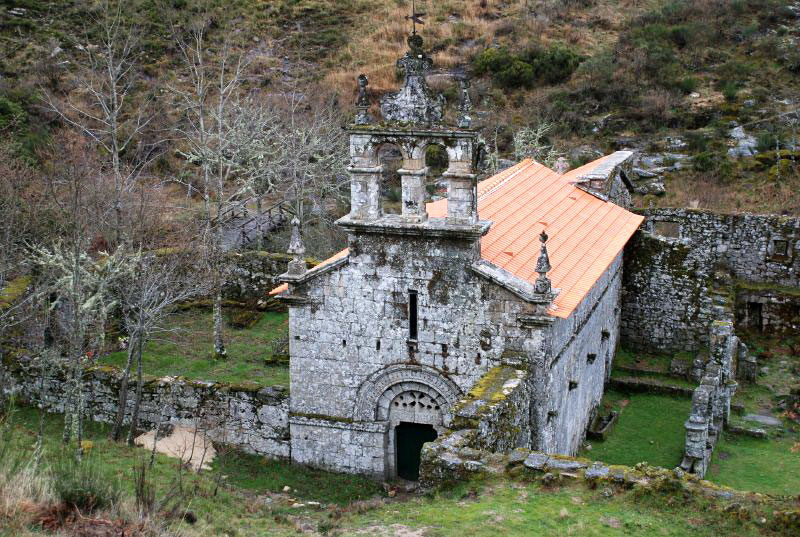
[127,337,145,446]
[213,284,226,359]
[112,340,137,441]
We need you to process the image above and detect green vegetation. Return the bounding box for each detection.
[2,405,786,537]
[708,432,800,496]
[473,44,583,89]
[101,309,289,386]
[0,275,31,309]
[351,479,769,537]
[583,390,690,468]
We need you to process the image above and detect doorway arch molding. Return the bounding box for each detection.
[353,364,462,422]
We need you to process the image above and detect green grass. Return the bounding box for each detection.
[707,431,800,496]
[2,404,788,537]
[583,390,690,468]
[351,479,768,537]
[101,309,289,387]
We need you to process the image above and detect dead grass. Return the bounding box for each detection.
[644,167,800,215]
[323,0,656,98]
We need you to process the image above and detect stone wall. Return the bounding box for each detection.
[622,209,800,352]
[223,251,317,303]
[1,354,290,459]
[681,320,740,478]
[541,254,623,455]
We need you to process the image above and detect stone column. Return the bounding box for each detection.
[348,165,382,220]
[398,166,428,222]
[444,169,477,224]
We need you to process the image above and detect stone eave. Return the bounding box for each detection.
[469,260,557,306]
[570,150,635,201]
[346,124,480,138]
[337,215,492,241]
[276,255,350,292]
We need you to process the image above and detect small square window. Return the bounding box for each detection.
[773,240,788,257]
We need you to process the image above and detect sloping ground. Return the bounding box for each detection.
[3,406,793,537]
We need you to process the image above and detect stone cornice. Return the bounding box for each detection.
[337,215,492,241]
[469,260,557,306]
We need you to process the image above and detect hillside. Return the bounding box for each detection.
[1,0,799,219]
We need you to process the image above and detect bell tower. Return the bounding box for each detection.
[337,31,490,241]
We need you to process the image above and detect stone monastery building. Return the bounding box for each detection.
[271,32,644,480]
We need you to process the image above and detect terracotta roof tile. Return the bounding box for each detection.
[271,156,644,319]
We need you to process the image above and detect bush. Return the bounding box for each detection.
[675,76,699,94]
[496,59,536,88]
[52,460,121,513]
[721,81,738,102]
[473,44,583,89]
[227,309,263,330]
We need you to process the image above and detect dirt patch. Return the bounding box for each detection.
[134,426,216,471]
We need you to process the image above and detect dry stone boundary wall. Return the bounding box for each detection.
[1,354,290,459]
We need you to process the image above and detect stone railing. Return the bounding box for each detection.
[1,352,290,459]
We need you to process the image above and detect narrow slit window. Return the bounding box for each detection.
[408,290,418,340]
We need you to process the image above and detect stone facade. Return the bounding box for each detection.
[621,209,800,352]
[1,354,290,459]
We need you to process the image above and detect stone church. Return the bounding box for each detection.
[271,32,644,480]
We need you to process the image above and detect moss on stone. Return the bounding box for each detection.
[0,275,31,309]
[733,279,800,298]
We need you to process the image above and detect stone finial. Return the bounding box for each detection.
[286,217,307,276]
[355,74,370,125]
[554,157,569,174]
[534,230,552,295]
[458,76,473,128]
[379,33,445,124]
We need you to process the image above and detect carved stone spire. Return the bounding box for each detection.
[355,74,370,125]
[286,217,307,276]
[534,230,552,295]
[379,33,445,125]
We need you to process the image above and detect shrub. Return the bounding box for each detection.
[473,47,513,76]
[675,76,699,94]
[0,96,25,130]
[227,309,263,330]
[721,81,738,102]
[52,460,121,513]
[473,44,583,89]
[496,59,536,88]
[525,44,584,84]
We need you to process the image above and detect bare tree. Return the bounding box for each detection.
[41,0,157,247]
[171,21,258,358]
[112,251,209,444]
[30,136,133,461]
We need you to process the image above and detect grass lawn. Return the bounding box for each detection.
[101,309,289,387]
[707,431,800,496]
[352,480,768,537]
[2,405,778,537]
[583,390,690,468]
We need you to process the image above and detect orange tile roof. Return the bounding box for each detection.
[271,156,644,319]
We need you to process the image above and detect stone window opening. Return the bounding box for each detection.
[601,329,610,341]
[342,339,347,347]
[408,290,419,340]
[587,353,597,364]
[475,353,481,365]
[376,340,381,351]
[377,143,405,215]
[769,238,791,260]
[569,380,578,391]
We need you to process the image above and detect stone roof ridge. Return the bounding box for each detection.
[568,150,636,201]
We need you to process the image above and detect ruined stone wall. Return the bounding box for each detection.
[1,355,290,459]
[622,209,800,352]
[542,254,623,455]
[681,320,740,478]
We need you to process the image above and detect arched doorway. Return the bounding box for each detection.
[354,365,462,480]
[384,385,445,481]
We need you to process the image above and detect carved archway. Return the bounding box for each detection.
[354,364,462,422]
